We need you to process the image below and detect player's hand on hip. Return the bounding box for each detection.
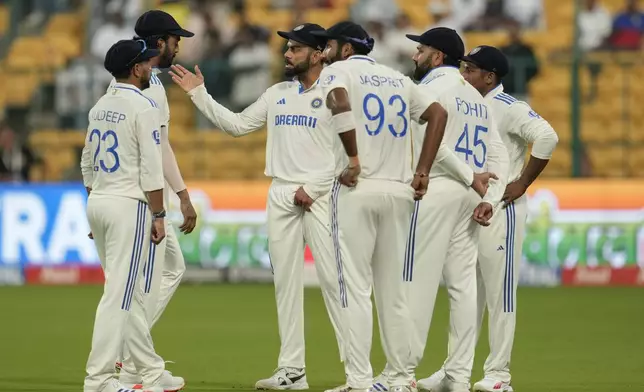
[411,173,429,200]
[294,186,314,212]
[339,164,361,188]
[169,64,205,93]
[502,180,527,206]
[151,218,166,244]
[471,172,498,198]
[472,202,494,226]
[179,200,198,234]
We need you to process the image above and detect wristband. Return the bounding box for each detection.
[332,111,356,134]
[152,210,166,219]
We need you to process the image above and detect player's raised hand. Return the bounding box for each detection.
[294,187,314,212]
[339,164,361,188]
[411,173,429,200]
[472,202,494,226]
[169,64,204,93]
[502,180,528,206]
[179,199,197,234]
[151,218,166,244]
[471,172,499,198]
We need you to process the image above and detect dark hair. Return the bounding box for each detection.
[443,55,460,68]
[133,34,169,50]
[111,68,133,79]
[338,39,371,56]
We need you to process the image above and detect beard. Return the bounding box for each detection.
[141,74,151,90]
[324,47,342,65]
[285,53,312,78]
[157,46,175,69]
[413,61,432,81]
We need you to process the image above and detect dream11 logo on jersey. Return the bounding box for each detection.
[0,185,99,267]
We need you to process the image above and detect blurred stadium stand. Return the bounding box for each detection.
[0,0,642,182]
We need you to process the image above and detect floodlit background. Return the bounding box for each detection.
[0,1,642,391]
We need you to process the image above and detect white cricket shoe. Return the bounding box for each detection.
[472,378,513,392]
[120,370,185,392]
[324,385,369,392]
[255,367,309,390]
[390,384,417,392]
[433,378,469,392]
[371,372,390,392]
[417,368,445,391]
[99,379,163,392]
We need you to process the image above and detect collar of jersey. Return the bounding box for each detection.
[113,82,142,92]
[295,78,320,94]
[420,65,460,84]
[152,67,162,75]
[347,55,375,63]
[486,83,505,98]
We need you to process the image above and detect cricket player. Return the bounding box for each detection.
[82,39,168,392]
[111,11,196,391]
[310,21,450,392]
[418,46,558,392]
[169,24,347,390]
[372,28,510,392]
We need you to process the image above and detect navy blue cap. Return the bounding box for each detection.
[406,27,464,61]
[104,39,160,75]
[135,10,194,38]
[310,21,375,53]
[462,45,509,78]
[277,23,327,51]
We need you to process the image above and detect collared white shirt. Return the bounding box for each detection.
[188,77,335,199]
[484,84,559,183]
[319,55,438,184]
[82,82,164,202]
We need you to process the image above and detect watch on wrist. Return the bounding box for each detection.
[153,210,166,219]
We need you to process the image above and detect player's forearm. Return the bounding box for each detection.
[162,140,187,194]
[517,156,549,188]
[416,103,447,175]
[435,143,474,186]
[483,141,509,205]
[146,189,165,213]
[339,130,359,163]
[188,85,262,137]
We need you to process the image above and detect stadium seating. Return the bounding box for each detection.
[9,0,644,180]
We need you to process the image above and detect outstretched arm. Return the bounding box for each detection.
[170,65,268,137]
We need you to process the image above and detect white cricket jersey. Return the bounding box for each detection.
[108,69,174,206]
[485,84,559,183]
[81,82,164,202]
[413,66,509,205]
[188,79,335,199]
[319,55,437,184]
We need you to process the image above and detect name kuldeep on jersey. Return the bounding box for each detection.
[90,109,128,124]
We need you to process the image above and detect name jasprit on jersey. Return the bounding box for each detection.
[359,74,406,88]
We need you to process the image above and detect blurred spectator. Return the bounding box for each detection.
[429,0,485,33]
[228,23,271,111]
[197,29,233,128]
[90,11,133,61]
[179,0,236,64]
[465,0,543,31]
[55,55,113,129]
[351,0,400,25]
[500,22,539,100]
[578,0,612,102]
[0,123,37,183]
[384,14,419,76]
[366,20,399,68]
[579,0,612,51]
[609,0,644,50]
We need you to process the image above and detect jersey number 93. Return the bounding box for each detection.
[362,93,408,137]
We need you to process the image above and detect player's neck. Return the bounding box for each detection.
[299,70,321,90]
[116,77,144,90]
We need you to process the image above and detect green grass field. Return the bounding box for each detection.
[0,285,642,392]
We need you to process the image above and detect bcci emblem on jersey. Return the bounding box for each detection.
[311,98,323,109]
[323,75,335,86]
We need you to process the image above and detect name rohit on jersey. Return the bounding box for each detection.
[274,114,318,128]
[91,110,127,123]
[455,97,489,120]
[359,74,405,88]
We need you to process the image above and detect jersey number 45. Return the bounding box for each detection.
[455,123,488,168]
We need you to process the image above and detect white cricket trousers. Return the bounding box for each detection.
[267,178,345,369]
[475,195,527,383]
[332,178,416,389]
[84,196,164,391]
[120,221,186,376]
[383,178,480,385]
